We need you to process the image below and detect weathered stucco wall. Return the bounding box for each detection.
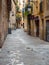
[0,0,9,48]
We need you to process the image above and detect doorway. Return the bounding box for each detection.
[35,20,39,37]
[46,20,49,41]
[27,14,31,35]
[42,19,44,40]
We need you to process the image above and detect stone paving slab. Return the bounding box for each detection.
[0,29,49,65]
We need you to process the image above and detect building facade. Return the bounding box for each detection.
[10,0,16,29]
[25,0,49,42]
[40,0,49,41]
[28,0,49,42]
[0,0,11,48]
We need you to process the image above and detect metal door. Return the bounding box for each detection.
[46,20,49,41]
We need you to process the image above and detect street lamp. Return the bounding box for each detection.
[26,4,32,14]
[27,5,32,11]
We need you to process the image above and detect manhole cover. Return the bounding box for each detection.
[26,47,30,49]
[26,47,33,51]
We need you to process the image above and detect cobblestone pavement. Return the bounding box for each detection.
[0,29,49,65]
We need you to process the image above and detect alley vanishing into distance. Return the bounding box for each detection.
[1,0,49,65]
[0,29,49,65]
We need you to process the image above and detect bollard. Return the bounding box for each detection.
[8,28,11,34]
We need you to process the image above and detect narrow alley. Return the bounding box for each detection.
[0,29,49,65]
[0,0,49,65]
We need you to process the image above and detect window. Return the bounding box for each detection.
[46,0,49,10]
[40,1,43,13]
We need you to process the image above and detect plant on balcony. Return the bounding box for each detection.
[24,10,29,16]
[16,13,22,22]
[23,5,29,17]
[16,5,19,12]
